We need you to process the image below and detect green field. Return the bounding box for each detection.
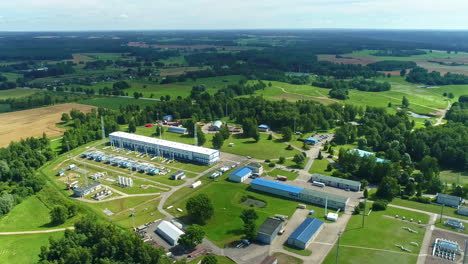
[78,97,159,110]
[0,72,22,81]
[347,49,468,61]
[308,158,332,175]
[283,245,312,256]
[165,176,331,247]
[0,232,64,264]
[390,198,467,220]
[268,168,299,180]
[322,207,427,264]
[191,255,236,264]
[88,195,164,229]
[0,88,37,99]
[74,75,244,100]
[136,126,301,160]
[251,77,466,124]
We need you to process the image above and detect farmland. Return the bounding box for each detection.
[0,103,96,147]
[320,49,468,75]
[0,88,37,99]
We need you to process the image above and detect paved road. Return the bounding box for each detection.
[0,227,75,235]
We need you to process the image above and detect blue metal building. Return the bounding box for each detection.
[287,218,324,249]
[304,137,319,145]
[229,167,253,183]
[258,124,270,132]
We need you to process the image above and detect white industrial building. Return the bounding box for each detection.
[156,220,185,246]
[109,131,220,165]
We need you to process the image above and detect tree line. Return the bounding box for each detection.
[0,134,55,216]
[406,67,468,85]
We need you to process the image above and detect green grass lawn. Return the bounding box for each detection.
[86,195,164,229]
[435,219,468,235]
[221,134,300,160]
[322,207,427,264]
[0,72,22,81]
[0,232,64,264]
[390,198,467,220]
[272,252,303,264]
[78,97,159,110]
[440,170,468,185]
[268,168,299,180]
[283,245,312,256]
[308,158,332,175]
[0,88,37,99]
[136,126,300,160]
[0,194,77,232]
[165,176,330,247]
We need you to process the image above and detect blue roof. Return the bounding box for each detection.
[163,115,172,118]
[288,218,323,243]
[258,124,270,129]
[251,178,304,194]
[349,149,387,163]
[440,241,459,251]
[230,167,252,178]
[305,137,319,143]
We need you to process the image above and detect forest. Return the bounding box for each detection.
[367,60,417,71]
[406,67,468,85]
[0,135,55,216]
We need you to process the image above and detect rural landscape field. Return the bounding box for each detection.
[0,2,468,264]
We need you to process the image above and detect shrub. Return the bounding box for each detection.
[268,163,276,168]
[410,196,432,204]
[372,200,388,211]
[353,206,361,215]
[265,159,270,163]
[278,157,286,164]
[286,144,293,150]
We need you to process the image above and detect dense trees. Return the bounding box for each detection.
[240,209,258,241]
[313,77,391,93]
[212,133,225,149]
[446,95,468,123]
[178,225,205,249]
[186,194,214,224]
[0,92,91,111]
[242,118,260,142]
[281,127,293,142]
[0,134,54,216]
[376,176,400,201]
[406,67,468,85]
[373,49,426,57]
[38,217,170,264]
[50,205,68,225]
[367,61,417,71]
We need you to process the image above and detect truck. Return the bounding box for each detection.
[277,176,287,181]
[312,181,325,188]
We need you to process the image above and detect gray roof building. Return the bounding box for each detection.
[311,173,361,191]
[257,217,283,244]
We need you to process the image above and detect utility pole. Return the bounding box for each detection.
[362,198,367,228]
[440,204,445,223]
[130,208,135,230]
[325,196,328,217]
[101,116,105,140]
[335,231,342,264]
[463,240,468,264]
[194,123,198,146]
[159,126,162,138]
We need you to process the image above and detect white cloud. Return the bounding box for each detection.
[119,14,129,19]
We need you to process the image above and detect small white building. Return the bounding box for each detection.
[191,181,202,188]
[156,220,185,246]
[326,212,338,222]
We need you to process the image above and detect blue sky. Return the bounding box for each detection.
[0,0,467,31]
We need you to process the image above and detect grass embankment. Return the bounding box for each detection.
[0,232,64,264]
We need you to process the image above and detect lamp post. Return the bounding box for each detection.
[336,231,343,264]
[130,208,135,230]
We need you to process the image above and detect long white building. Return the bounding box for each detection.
[109,131,220,165]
